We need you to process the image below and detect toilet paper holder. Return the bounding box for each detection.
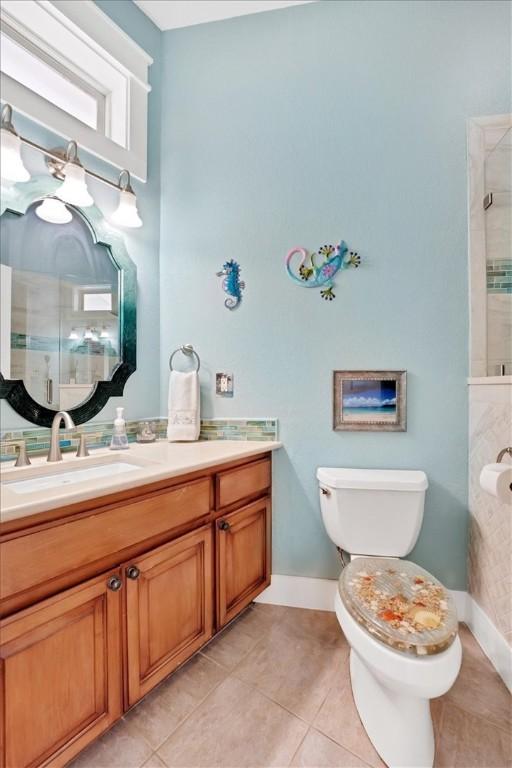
[496,447,512,463]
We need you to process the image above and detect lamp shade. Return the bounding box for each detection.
[56,162,93,206]
[111,188,142,228]
[35,197,72,224]
[0,128,30,183]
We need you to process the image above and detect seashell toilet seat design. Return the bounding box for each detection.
[317,467,462,768]
[339,557,459,657]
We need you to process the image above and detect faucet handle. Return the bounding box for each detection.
[76,433,89,458]
[4,440,31,467]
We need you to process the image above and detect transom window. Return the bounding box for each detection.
[0,0,152,180]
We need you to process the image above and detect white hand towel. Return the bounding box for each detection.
[167,370,200,441]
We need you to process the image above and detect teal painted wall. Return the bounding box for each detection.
[158,0,511,589]
[0,0,162,429]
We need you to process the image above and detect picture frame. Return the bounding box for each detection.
[333,370,407,432]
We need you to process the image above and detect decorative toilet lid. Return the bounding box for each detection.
[339,557,458,656]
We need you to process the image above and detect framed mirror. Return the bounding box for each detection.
[0,177,136,427]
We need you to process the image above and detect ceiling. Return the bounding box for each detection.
[133,1,315,31]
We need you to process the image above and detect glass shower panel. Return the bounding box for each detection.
[484,128,512,375]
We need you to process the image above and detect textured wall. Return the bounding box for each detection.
[468,383,512,644]
[159,0,511,588]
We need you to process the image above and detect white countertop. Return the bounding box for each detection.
[0,440,282,524]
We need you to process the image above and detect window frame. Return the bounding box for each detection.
[0,0,152,181]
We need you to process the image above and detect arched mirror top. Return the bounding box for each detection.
[0,176,136,427]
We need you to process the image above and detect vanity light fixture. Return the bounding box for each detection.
[68,328,79,340]
[55,142,93,207]
[100,325,109,339]
[0,104,143,227]
[0,104,30,183]
[35,196,72,224]
[110,170,142,228]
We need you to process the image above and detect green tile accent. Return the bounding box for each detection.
[1,417,278,461]
[487,259,512,293]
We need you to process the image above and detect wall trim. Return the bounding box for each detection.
[256,575,510,692]
[465,594,512,693]
[256,573,468,619]
[255,574,339,612]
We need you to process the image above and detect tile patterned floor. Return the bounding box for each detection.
[70,605,512,768]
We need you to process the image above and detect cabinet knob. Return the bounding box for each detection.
[107,576,123,591]
[126,565,140,580]
[217,520,231,531]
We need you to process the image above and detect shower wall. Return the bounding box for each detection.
[468,116,512,653]
[485,128,512,375]
[469,116,512,377]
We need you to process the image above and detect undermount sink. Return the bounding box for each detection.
[1,455,155,495]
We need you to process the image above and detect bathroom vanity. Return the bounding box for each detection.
[0,441,280,768]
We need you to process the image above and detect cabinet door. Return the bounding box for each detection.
[125,526,213,706]
[216,497,271,629]
[0,571,122,768]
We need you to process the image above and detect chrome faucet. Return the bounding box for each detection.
[47,411,76,462]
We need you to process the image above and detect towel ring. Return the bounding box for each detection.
[169,344,200,372]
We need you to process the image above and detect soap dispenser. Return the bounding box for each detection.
[110,407,129,450]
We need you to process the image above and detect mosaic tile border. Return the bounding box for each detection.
[487,259,512,294]
[0,418,278,461]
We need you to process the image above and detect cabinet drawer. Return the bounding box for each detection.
[1,477,211,602]
[216,458,271,510]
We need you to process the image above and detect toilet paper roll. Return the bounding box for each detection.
[479,463,512,505]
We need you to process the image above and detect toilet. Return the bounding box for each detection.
[317,467,462,768]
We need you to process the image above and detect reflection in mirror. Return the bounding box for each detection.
[0,203,120,411]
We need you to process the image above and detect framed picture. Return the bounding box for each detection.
[333,370,406,432]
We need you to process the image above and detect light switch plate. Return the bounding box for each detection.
[216,372,234,397]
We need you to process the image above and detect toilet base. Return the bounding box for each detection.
[350,650,435,768]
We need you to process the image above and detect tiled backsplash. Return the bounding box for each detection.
[0,418,278,461]
[487,259,512,293]
[199,419,278,441]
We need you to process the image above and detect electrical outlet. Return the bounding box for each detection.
[216,372,234,397]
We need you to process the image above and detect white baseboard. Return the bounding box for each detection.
[465,594,512,693]
[255,574,338,612]
[256,574,468,618]
[256,575,510,692]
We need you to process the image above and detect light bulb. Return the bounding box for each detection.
[68,328,79,340]
[56,162,93,207]
[35,197,72,224]
[111,188,142,228]
[84,327,93,340]
[0,128,30,182]
[100,326,109,339]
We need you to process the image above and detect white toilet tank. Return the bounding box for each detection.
[317,467,428,557]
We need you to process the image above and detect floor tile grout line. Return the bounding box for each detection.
[229,668,333,733]
[229,662,340,731]
[199,604,276,673]
[307,726,378,768]
[442,697,512,737]
[147,665,231,755]
[134,609,284,757]
[228,632,349,726]
[286,724,311,767]
[127,654,231,756]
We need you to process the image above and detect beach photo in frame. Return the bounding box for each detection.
[333,370,406,432]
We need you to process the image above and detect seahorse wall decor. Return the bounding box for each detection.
[285,240,360,300]
[216,259,245,309]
